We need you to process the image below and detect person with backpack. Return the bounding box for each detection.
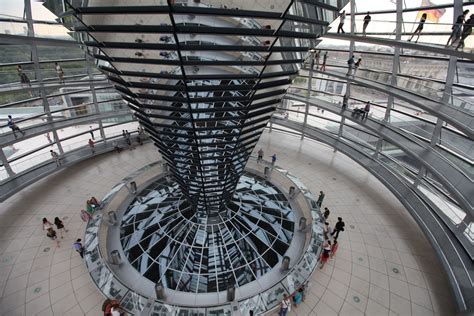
[73,239,84,258]
[7,115,26,138]
[346,55,355,76]
[331,217,345,239]
[353,57,362,76]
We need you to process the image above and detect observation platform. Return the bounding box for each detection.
[323,33,474,60]
[0,135,456,315]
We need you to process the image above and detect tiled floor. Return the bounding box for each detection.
[0,131,455,315]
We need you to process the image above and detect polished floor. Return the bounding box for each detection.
[0,131,455,315]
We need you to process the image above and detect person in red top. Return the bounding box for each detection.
[320,240,331,269]
[88,139,95,154]
[330,239,339,258]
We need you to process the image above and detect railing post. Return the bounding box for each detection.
[0,148,15,177]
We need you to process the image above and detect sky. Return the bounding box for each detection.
[1,0,472,47]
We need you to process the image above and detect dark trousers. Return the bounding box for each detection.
[337,23,345,33]
[332,229,341,239]
[77,248,84,258]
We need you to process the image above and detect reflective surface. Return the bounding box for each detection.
[120,172,295,293]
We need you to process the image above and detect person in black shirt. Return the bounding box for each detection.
[362,12,371,36]
[457,14,474,50]
[447,10,469,46]
[408,13,427,43]
[331,217,345,239]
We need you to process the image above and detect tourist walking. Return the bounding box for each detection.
[457,14,474,50]
[316,190,325,207]
[279,294,291,316]
[257,148,264,162]
[362,12,371,36]
[353,57,362,76]
[89,126,95,139]
[331,217,345,239]
[337,11,346,33]
[88,139,95,154]
[7,115,26,138]
[320,240,331,268]
[346,55,355,76]
[408,13,427,43]
[50,150,61,167]
[55,62,64,83]
[73,239,84,258]
[315,50,320,70]
[447,10,469,46]
[43,218,60,247]
[54,217,68,238]
[46,132,53,144]
[321,52,328,72]
[17,65,31,86]
[363,101,371,119]
[271,154,277,165]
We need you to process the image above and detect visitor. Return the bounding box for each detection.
[7,115,26,138]
[315,50,320,70]
[17,65,31,86]
[331,217,345,239]
[89,126,95,139]
[346,55,355,76]
[408,13,427,43]
[73,239,84,258]
[337,11,346,33]
[342,94,349,111]
[90,197,101,208]
[363,101,371,119]
[80,209,91,222]
[353,57,362,76]
[330,239,339,258]
[257,148,264,162]
[50,150,61,167]
[86,200,95,215]
[54,217,68,238]
[323,207,330,220]
[293,286,304,307]
[42,217,53,231]
[55,62,64,83]
[46,132,53,144]
[321,52,328,72]
[43,218,60,247]
[351,107,365,118]
[279,294,291,316]
[457,14,474,50]
[323,222,332,240]
[320,240,331,268]
[447,10,469,46]
[362,12,371,36]
[88,139,95,154]
[103,299,124,316]
[316,190,325,207]
[271,154,277,165]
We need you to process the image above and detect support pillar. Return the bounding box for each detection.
[0,148,15,177]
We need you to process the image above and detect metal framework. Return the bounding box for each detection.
[45,0,346,216]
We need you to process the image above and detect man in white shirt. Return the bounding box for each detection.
[337,11,346,33]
